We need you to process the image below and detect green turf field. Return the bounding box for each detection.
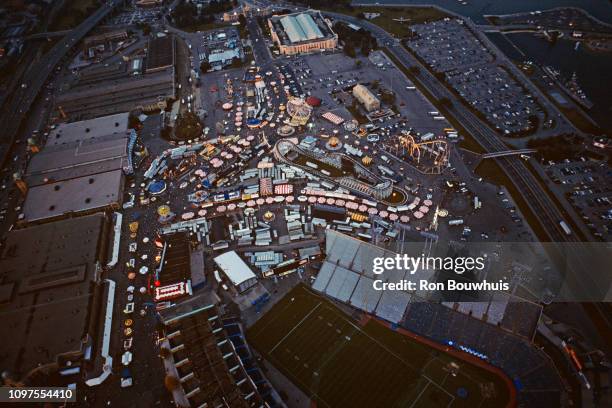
[247,284,513,408]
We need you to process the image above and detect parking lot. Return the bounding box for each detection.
[545,157,611,240]
[407,19,543,136]
[109,3,164,26]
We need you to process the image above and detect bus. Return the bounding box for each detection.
[378,165,395,177]
[321,181,335,190]
[358,233,372,240]
[559,220,572,235]
[361,199,378,207]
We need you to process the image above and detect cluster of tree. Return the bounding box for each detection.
[380,90,396,105]
[333,22,377,58]
[174,111,203,140]
[200,61,211,72]
[348,99,368,124]
[171,0,235,29]
[136,22,151,35]
[526,133,585,161]
[237,14,248,39]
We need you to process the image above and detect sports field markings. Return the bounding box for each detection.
[344,317,455,401]
[270,301,322,353]
[408,382,430,408]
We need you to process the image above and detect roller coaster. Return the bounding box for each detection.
[386,134,450,175]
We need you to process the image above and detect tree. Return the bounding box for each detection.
[409,66,420,75]
[361,41,371,57]
[175,111,203,140]
[200,60,211,72]
[128,114,141,129]
[230,57,243,69]
[355,59,362,68]
[238,14,247,27]
[343,43,356,58]
[136,22,151,35]
[381,91,396,105]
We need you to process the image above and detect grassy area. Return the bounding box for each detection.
[49,0,99,31]
[248,284,513,408]
[559,107,603,135]
[520,69,604,135]
[459,133,487,154]
[325,6,449,37]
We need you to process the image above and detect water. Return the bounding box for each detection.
[356,0,612,24]
[490,32,612,131]
[357,0,612,131]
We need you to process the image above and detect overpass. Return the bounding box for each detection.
[323,10,589,243]
[481,148,537,159]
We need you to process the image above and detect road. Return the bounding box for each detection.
[0,0,123,169]
[323,11,588,243]
[322,12,612,316]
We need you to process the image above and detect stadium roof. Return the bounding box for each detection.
[270,10,334,46]
[213,251,256,286]
[280,13,323,43]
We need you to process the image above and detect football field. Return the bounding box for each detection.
[247,284,513,408]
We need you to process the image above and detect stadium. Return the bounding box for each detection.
[247,284,515,408]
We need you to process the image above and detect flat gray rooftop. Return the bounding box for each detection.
[46,112,130,147]
[55,70,175,118]
[0,214,106,378]
[26,133,129,186]
[23,169,123,222]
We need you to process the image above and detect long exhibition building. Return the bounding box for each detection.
[268,10,338,55]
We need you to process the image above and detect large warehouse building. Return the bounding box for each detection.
[353,83,380,112]
[21,113,130,223]
[214,251,257,293]
[0,214,114,386]
[268,10,337,55]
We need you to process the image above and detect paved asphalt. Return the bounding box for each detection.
[323,11,587,243]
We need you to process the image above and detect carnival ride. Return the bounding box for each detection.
[286,97,312,126]
[387,134,450,175]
